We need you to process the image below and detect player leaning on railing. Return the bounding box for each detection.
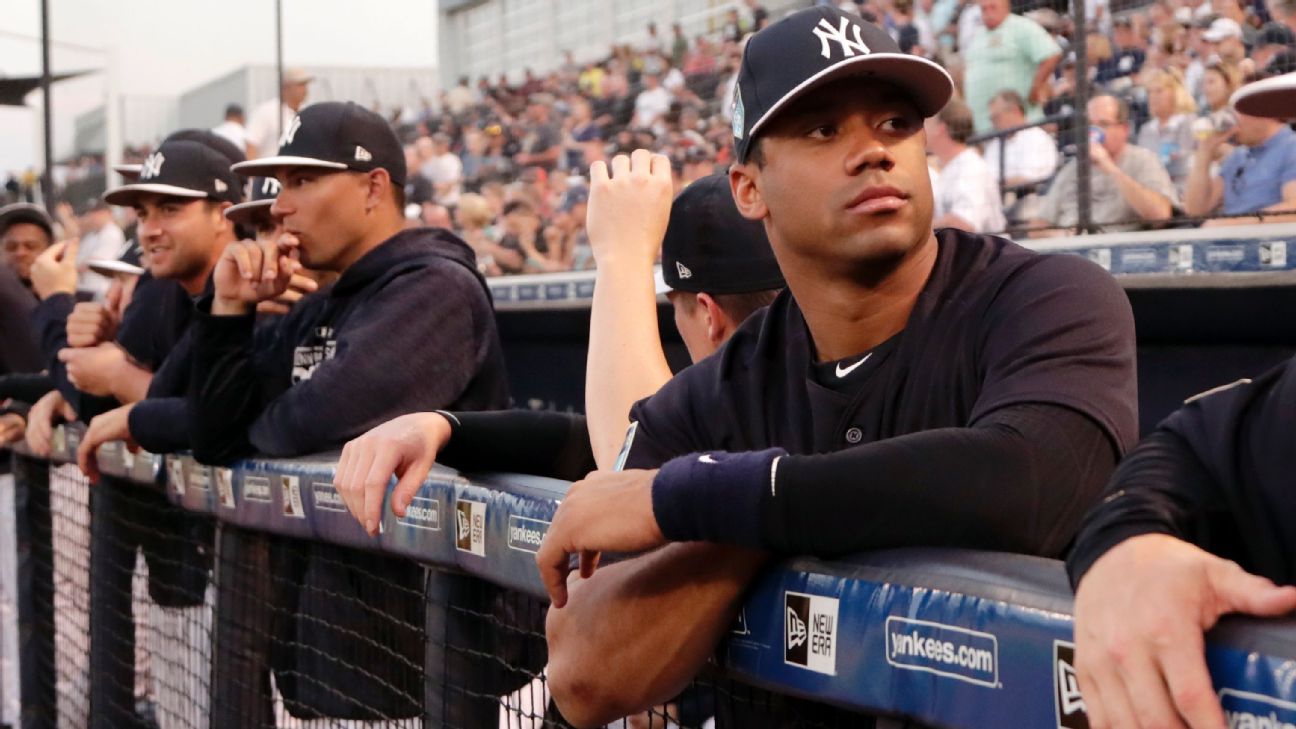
[334,8,1140,728]
[1068,72,1296,729]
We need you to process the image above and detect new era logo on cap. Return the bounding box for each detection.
[231,101,407,188]
[732,7,953,163]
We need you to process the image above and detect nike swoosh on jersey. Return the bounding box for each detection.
[834,352,873,378]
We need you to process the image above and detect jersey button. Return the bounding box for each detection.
[845,427,863,444]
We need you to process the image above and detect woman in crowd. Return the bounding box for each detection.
[1137,68,1199,194]
[1201,60,1242,115]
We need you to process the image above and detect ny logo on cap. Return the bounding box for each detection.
[813,16,871,59]
[260,177,282,195]
[280,116,302,148]
[141,152,165,179]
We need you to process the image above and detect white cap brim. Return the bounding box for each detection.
[231,156,348,177]
[103,183,208,206]
[224,199,273,223]
[654,267,672,296]
[1232,72,1296,119]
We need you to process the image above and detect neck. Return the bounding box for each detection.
[335,212,405,272]
[785,232,939,362]
[1156,111,1171,123]
[936,142,965,165]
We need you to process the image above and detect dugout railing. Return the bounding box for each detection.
[5,421,1296,729]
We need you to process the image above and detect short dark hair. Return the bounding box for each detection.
[225,103,244,119]
[937,97,975,144]
[990,89,1026,115]
[675,287,782,323]
[1091,94,1131,124]
[502,200,536,217]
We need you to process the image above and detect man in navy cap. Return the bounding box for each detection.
[528,7,1137,725]
[187,100,509,722]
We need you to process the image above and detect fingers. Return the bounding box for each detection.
[336,443,375,527]
[1154,629,1225,729]
[649,152,672,181]
[1116,650,1189,729]
[610,154,631,179]
[536,536,573,608]
[1212,559,1296,617]
[257,238,280,282]
[225,241,258,281]
[1086,656,1141,729]
[286,272,318,296]
[390,458,432,518]
[360,448,401,536]
[578,550,600,579]
[629,148,652,176]
[76,423,101,483]
[60,237,80,265]
[590,160,609,184]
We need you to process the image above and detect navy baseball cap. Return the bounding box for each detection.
[0,202,54,240]
[224,176,282,226]
[732,6,953,163]
[657,174,784,295]
[103,138,245,207]
[231,101,407,188]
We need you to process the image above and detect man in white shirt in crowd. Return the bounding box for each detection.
[926,96,1007,233]
[75,198,127,298]
[633,74,673,132]
[244,68,312,159]
[423,133,463,207]
[982,89,1059,188]
[211,104,246,152]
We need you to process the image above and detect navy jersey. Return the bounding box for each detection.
[626,228,1138,466]
[1068,357,1296,587]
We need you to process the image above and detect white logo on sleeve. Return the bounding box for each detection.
[834,352,872,378]
[141,152,165,179]
[280,115,303,147]
[812,16,871,59]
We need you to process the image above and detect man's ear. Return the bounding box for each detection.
[729,163,768,222]
[695,292,733,346]
[367,169,393,212]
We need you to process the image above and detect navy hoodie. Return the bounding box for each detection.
[187,226,509,464]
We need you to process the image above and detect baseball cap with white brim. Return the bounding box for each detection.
[230,101,406,188]
[1231,72,1296,118]
[731,6,954,163]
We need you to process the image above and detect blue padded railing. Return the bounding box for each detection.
[46,425,1296,729]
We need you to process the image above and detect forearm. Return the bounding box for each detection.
[188,307,262,464]
[109,361,153,404]
[1183,154,1217,216]
[654,405,1115,558]
[585,259,672,469]
[1107,167,1171,221]
[1066,428,1214,588]
[546,543,767,727]
[1031,57,1060,95]
[128,397,190,454]
[437,410,596,480]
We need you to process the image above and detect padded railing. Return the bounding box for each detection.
[9,424,1294,728]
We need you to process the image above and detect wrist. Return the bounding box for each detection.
[427,411,456,451]
[211,296,252,317]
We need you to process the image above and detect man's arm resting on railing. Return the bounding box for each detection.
[1184,142,1225,217]
[546,543,768,728]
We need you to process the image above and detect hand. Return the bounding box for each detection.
[1029,81,1051,106]
[25,390,75,458]
[1088,142,1117,173]
[66,294,121,347]
[77,403,136,483]
[1198,129,1235,159]
[211,234,301,316]
[0,413,26,444]
[255,272,320,316]
[57,343,127,397]
[535,468,666,608]
[334,412,453,536]
[1074,534,1296,729]
[587,150,674,269]
[30,238,80,300]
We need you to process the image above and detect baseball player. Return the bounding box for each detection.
[187,100,508,721]
[1067,71,1296,729]
[531,8,1137,726]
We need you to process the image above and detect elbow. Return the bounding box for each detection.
[1146,200,1173,222]
[545,605,636,727]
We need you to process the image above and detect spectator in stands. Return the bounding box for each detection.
[1030,95,1178,235]
[926,96,1007,232]
[454,192,505,276]
[1067,72,1296,729]
[403,145,433,207]
[643,22,663,55]
[1184,91,1296,223]
[73,198,127,298]
[245,68,312,159]
[983,89,1059,189]
[744,0,770,31]
[0,202,53,287]
[211,103,246,152]
[1256,23,1296,71]
[633,74,673,133]
[496,200,544,274]
[1202,59,1243,114]
[446,76,477,117]
[1096,17,1147,84]
[962,0,1062,133]
[683,36,718,77]
[516,96,562,172]
[425,133,463,207]
[1137,69,1199,195]
[1204,17,1248,65]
